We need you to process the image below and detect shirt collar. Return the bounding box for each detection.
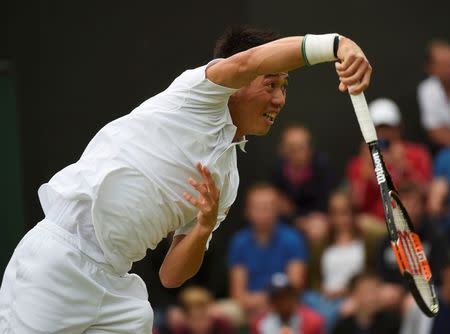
[235,136,248,152]
[225,106,248,152]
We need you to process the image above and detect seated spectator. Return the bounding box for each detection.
[376,182,449,307]
[271,124,335,225]
[417,39,450,149]
[303,191,369,331]
[430,263,450,334]
[428,148,450,241]
[165,286,235,334]
[332,272,401,334]
[347,98,432,219]
[227,183,308,317]
[321,191,367,297]
[400,263,450,334]
[252,273,325,334]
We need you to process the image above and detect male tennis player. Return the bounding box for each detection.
[0,27,371,333]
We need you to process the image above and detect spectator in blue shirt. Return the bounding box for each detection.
[227,183,308,317]
[428,148,450,242]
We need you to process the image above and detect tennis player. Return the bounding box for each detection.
[0,27,371,333]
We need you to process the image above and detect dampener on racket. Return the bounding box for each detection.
[348,91,439,317]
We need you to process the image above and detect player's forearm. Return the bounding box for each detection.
[238,37,306,79]
[159,223,213,288]
[208,37,306,88]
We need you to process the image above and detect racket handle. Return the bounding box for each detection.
[349,91,378,143]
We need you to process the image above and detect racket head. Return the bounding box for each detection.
[388,191,439,317]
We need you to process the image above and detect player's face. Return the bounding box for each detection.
[229,73,288,137]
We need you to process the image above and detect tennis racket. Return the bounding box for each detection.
[349,92,439,317]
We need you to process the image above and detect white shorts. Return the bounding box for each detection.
[0,219,153,333]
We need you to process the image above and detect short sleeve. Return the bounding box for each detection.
[433,149,450,179]
[418,77,450,129]
[227,232,246,267]
[163,59,238,114]
[285,229,308,262]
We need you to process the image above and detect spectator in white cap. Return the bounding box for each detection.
[346,98,432,220]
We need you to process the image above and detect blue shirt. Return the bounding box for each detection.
[434,148,450,179]
[227,223,308,292]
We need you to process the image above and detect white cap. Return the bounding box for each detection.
[369,98,401,126]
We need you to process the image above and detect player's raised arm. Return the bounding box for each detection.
[206,34,372,94]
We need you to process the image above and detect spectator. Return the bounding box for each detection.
[227,183,308,316]
[332,272,401,334]
[321,191,366,298]
[252,272,325,334]
[303,191,369,331]
[428,148,450,242]
[166,286,235,334]
[417,40,450,149]
[347,98,432,220]
[399,264,450,334]
[272,124,335,224]
[376,182,449,305]
[430,263,450,334]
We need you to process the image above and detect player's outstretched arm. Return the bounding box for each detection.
[159,163,220,288]
[206,34,371,94]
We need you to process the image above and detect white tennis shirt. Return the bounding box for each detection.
[38,59,246,275]
[417,76,450,130]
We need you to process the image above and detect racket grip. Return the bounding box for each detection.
[349,92,378,143]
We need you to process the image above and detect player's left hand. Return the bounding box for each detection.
[183,163,220,231]
[335,36,372,94]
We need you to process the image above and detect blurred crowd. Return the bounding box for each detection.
[150,39,450,334]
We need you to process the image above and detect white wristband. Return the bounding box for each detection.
[301,33,339,66]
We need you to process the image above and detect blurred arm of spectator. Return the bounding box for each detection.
[229,260,307,314]
[417,40,450,148]
[229,265,269,314]
[427,177,448,215]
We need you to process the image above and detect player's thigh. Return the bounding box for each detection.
[0,225,103,333]
[88,274,153,333]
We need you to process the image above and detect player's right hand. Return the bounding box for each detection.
[335,36,372,94]
[183,163,220,231]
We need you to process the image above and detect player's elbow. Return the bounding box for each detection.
[159,270,186,289]
[159,275,183,289]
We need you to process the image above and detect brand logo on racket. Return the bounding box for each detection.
[372,151,386,185]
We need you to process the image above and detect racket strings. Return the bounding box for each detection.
[391,201,435,309]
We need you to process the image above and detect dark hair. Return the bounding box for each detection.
[280,123,313,147]
[213,26,281,59]
[327,190,361,244]
[424,39,450,65]
[348,271,379,292]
